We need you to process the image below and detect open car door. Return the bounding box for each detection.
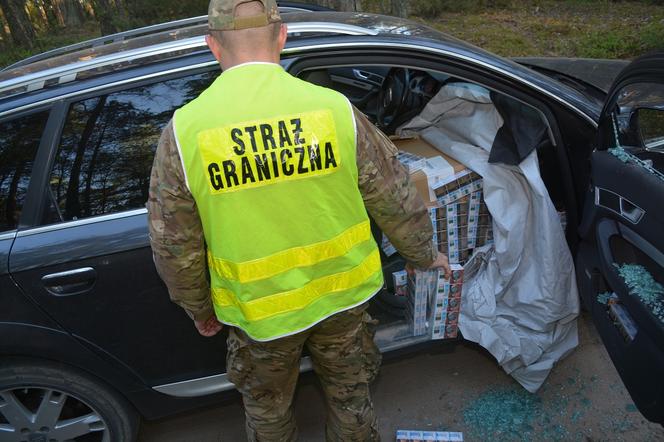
[576,51,664,424]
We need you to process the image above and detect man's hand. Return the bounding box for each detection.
[405,252,451,280]
[429,252,451,280]
[194,315,223,337]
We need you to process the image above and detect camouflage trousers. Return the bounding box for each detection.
[226,303,382,442]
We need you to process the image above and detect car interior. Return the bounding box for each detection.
[297,65,568,328]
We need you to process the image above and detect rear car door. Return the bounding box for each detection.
[575,52,664,424]
[8,69,229,387]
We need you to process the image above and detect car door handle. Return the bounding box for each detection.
[595,187,645,224]
[41,267,97,297]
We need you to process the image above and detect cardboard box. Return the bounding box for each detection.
[393,136,470,206]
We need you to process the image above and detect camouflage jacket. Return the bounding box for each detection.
[147,107,435,321]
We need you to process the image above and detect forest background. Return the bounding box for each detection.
[0,0,663,69]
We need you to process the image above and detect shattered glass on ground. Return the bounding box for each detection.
[463,387,543,441]
[461,372,641,442]
[614,263,664,323]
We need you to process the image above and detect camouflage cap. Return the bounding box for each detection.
[208,0,281,31]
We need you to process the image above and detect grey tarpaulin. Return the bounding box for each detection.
[398,83,580,392]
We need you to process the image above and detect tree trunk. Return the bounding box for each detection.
[0,0,37,48]
[390,0,408,18]
[312,0,362,12]
[42,0,65,28]
[61,0,84,27]
[0,9,11,43]
[92,0,123,35]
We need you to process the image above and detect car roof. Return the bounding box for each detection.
[0,12,600,125]
[0,12,472,96]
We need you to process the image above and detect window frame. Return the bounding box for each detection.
[16,63,221,236]
[0,104,58,235]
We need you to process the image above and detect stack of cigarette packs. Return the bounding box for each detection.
[405,269,437,336]
[392,140,494,340]
[431,265,464,340]
[396,430,463,441]
[433,172,493,265]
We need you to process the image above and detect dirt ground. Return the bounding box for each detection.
[139,312,664,441]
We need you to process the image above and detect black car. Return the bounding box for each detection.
[0,9,662,442]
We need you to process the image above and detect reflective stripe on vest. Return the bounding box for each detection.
[173,63,383,341]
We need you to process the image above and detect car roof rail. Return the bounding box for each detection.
[3,3,336,72]
[2,16,210,72]
[0,21,378,101]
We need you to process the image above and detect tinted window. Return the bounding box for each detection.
[0,111,48,232]
[48,71,216,223]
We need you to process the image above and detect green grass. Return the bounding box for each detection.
[418,0,664,59]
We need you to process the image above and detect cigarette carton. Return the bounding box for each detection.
[396,430,464,441]
[431,264,464,340]
[406,269,438,336]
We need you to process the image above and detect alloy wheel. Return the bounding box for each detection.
[0,387,109,442]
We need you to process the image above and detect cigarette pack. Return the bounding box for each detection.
[406,269,438,336]
[392,270,408,297]
[381,234,397,257]
[396,430,464,441]
[431,265,464,340]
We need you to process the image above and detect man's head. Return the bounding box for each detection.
[206,0,287,69]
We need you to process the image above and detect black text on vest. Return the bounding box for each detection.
[207,117,339,192]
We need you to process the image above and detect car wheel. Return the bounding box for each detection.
[0,359,139,442]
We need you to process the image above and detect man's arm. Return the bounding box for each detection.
[147,120,219,330]
[353,108,440,270]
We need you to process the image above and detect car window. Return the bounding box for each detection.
[637,108,664,151]
[46,71,217,223]
[0,111,49,232]
[607,81,664,175]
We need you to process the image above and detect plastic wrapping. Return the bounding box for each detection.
[398,83,580,392]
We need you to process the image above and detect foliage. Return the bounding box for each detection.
[0,0,663,68]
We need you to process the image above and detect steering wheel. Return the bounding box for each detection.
[376,67,412,134]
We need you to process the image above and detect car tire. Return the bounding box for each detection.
[0,358,139,442]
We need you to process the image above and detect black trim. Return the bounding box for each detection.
[17,102,65,230]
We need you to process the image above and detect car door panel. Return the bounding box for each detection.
[10,213,228,385]
[576,52,664,424]
[7,70,228,388]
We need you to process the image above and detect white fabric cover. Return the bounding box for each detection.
[398,84,580,392]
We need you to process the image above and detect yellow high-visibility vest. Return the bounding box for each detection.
[174,63,383,341]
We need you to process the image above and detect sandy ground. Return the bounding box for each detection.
[139,312,664,441]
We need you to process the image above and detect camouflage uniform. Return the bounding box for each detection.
[227,303,381,441]
[148,101,435,440]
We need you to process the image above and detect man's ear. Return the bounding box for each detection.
[277,23,288,52]
[205,34,223,63]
